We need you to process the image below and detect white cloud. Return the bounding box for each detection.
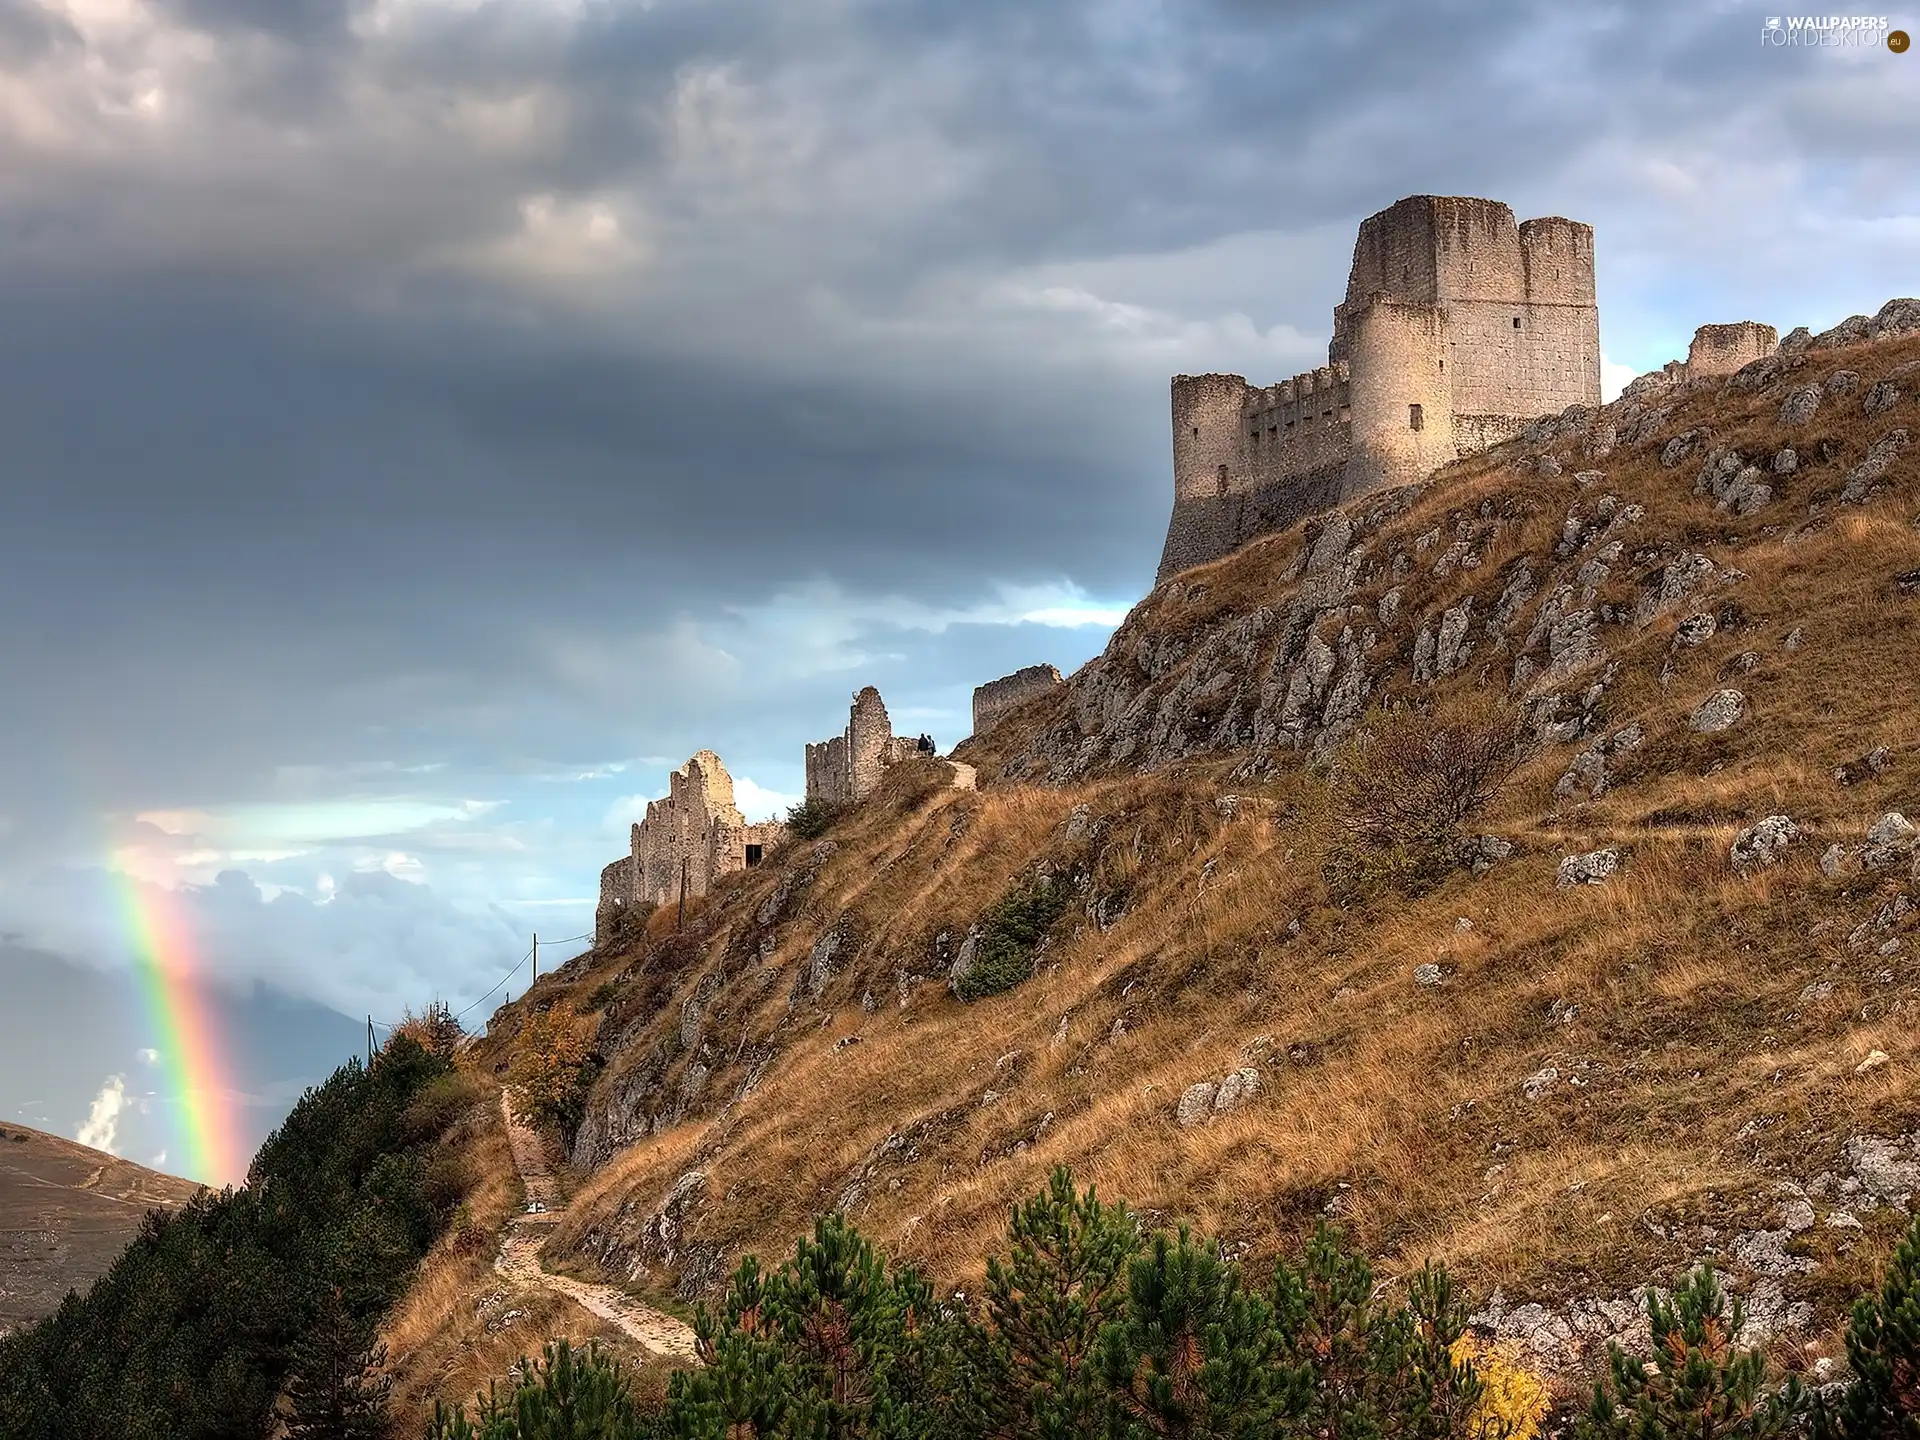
[151,1150,168,1167]
[76,1075,126,1155]
[1601,353,1642,403]
[733,775,802,825]
[136,1047,159,1065]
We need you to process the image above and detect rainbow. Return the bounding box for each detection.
[112,873,244,1188]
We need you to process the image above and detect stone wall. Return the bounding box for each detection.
[595,856,635,946]
[972,664,1066,737]
[805,686,926,805]
[1688,322,1778,379]
[618,750,788,914]
[1160,195,1601,581]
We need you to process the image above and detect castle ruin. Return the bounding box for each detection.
[594,750,786,944]
[1160,195,1601,580]
[1656,321,1779,386]
[971,664,1065,738]
[805,686,930,805]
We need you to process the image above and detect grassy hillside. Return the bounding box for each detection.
[0,1123,202,1340]
[454,314,1920,1398]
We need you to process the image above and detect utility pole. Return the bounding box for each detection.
[532,932,538,985]
[366,1016,373,1064]
[678,856,688,931]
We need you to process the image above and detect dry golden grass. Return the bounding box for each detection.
[456,330,1920,1382]
[379,1067,682,1433]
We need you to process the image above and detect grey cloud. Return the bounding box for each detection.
[4,0,1918,1147]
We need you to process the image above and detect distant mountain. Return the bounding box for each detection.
[0,1123,201,1338]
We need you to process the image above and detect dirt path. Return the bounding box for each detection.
[494,1090,699,1361]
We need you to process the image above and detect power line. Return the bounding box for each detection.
[364,925,598,1037]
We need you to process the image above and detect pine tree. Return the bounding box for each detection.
[966,1166,1139,1439]
[1579,1266,1802,1440]
[1830,1214,1920,1440]
[1094,1225,1280,1440]
[285,1286,391,1440]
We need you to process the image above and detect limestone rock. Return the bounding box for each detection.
[1842,429,1909,503]
[1673,612,1717,647]
[1865,381,1903,417]
[1522,1066,1560,1100]
[1731,815,1799,872]
[1175,1082,1218,1127]
[1821,844,1851,879]
[1779,387,1821,426]
[1460,835,1515,874]
[1414,962,1446,988]
[1827,369,1861,398]
[1558,848,1620,887]
[1213,1068,1262,1113]
[1690,689,1749,734]
[1835,747,1892,785]
[1869,813,1916,846]
[1773,448,1799,474]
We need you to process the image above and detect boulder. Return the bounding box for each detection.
[1773,448,1799,474]
[1213,1068,1262,1113]
[1835,746,1893,786]
[1827,370,1861,398]
[1779,387,1821,426]
[1865,382,1903,417]
[1842,429,1909,504]
[1175,1082,1218,1127]
[1414,962,1446,988]
[1690,689,1749,734]
[1731,815,1800,872]
[1558,848,1620,887]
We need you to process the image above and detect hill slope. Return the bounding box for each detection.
[0,1124,200,1338]
[460,305,1920,1391]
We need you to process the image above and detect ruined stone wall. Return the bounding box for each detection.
[805,735,849,806]
[595,856,635,946]
[805,686,917,805]
[630,750,756,909]
[1687,322,1778,379]
[972,664,1066,737]
[847,686,894,802]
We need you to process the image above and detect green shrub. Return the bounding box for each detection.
[428,1340,663,1440]
[1579,1265,1802,1440]
[785,797,845,841]
[1824,1212,1920,1440]
[953,873,1073,1002]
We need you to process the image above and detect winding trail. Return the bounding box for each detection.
[494,1090,699,1360]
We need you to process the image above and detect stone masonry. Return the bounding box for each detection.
[805,686,927,805]
[594,750,786,944]
[972,664,1066,737]
[1657,322,1780,386]
[1159,195,1602,581]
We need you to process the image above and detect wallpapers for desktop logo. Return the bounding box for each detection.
[1760,13,1904,46]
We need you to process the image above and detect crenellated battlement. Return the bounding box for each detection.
[1160,194,1601,581]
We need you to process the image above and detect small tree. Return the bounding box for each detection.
[504,1005,597,1143]
[426,1340,660,1440]
[1324,703,1524,902]
[285,1286,391,1440]
[1096,1226,1281,1439]
[1827,1213,1920,1440]
[967,1166,1140,1438]
[389,1001,465,1061]
[1579,1266,1802,1440]
[786,798,846,841]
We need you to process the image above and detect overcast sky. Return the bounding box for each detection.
[2,0,1914,1181]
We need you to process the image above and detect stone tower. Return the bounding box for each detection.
[1159,195,1601,581]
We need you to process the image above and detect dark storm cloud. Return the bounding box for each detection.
[1,0,1915,1050]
